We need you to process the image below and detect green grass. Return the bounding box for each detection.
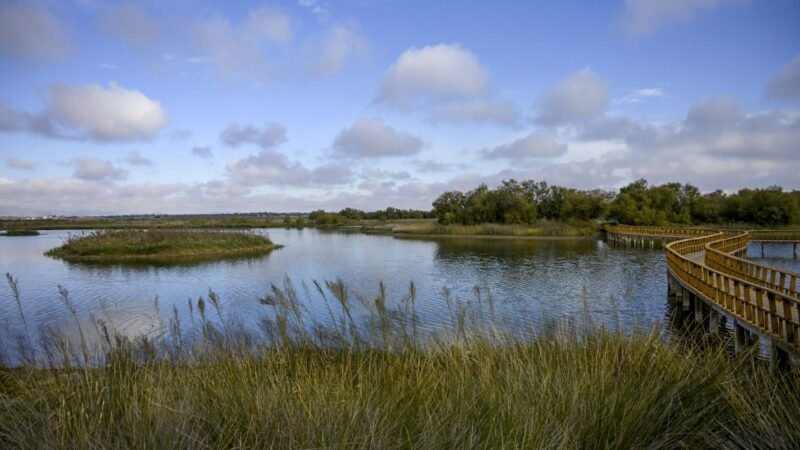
[0,276,798,448]
[44,229,282,262]
[1,229,40,236]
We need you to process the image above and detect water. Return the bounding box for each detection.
[1,229,797,352]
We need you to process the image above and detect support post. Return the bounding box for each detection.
[694,294,703,322]
[770,341,790,372]
[734,321,748,354]
[709,310,720,335]
[682,287,690,312]
[761,242,765,258]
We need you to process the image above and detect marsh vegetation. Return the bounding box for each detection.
[44,229,281,262]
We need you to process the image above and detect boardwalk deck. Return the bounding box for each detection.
[605,225,800,366]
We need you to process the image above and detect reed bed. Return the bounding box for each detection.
[1,275,798,449]
[44,229,281,262]
[392,221,598,237]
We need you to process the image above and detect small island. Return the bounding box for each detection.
[2,229,41,236]
[45,229,281,262]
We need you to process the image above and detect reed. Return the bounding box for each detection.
[1,275,798,449]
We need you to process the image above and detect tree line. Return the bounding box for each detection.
[431,179,800,227]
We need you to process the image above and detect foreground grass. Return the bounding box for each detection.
[1,275,799,448]
[390,220,599,237]
[1,330,798,448]
[44,229,281,262]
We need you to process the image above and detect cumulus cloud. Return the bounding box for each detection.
[621,0,737,36]
[483,132,567,160]
[766,55,800,100]
[125,151,153,167]
[315,22,370,76]
[573,98,800,190]
[333,118,423,158]
[0,101,62,138]
[437,99,521,126]
[537,68,609,125]
[72,158,128,181]
[0,3,72,61]
[192,6,292,79]
[191,146,214,159]
[221,122,287,149]
[226,150,351,187]
[684,96,741,130]
[98,3,160,47]
[6,157,37,170]
[377,44,488,106]
[48,82,167,141]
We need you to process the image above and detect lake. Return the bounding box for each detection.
[2,229,798,354]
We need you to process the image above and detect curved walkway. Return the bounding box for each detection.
[605,225,800,363]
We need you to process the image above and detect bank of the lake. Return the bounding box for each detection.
[44,229,282,262]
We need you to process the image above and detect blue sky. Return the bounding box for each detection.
[1,0,799,215]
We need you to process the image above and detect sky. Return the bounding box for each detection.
[1,0,799,216]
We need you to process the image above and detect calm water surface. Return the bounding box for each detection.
[1,229,797,347]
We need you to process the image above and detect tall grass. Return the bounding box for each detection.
[44,229,282,262]
[1,275,798,448]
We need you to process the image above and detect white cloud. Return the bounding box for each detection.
[684,96,741,130]
[621,0,738,36]
[483,132,567,160]
[98,3,160,47]
[766,55,800,100]
[48,82,167,141]
[220,122,287,149]
[574,99,800,190]
[537,68,609,125]
[0,3,72,61]
[437,99,521,126]
[6,157,37,170]
[333,118,423,158]
[72,158,127,181]
[125,150,154,167]
[191,146,214,159]
[0,83,167,142]
[377,44,488,106]
[315,22,369,76]
[0,100,63,138]
[192,6,292,79]
[226,150,351,187]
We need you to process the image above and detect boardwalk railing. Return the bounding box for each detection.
[606,224,800,358]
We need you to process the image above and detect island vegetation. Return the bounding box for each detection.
[1,229,40,236]
[44,229,281,262]
[0,277,797,448]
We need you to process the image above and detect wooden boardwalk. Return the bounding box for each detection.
[605,225,800,367]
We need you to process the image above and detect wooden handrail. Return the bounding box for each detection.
[607,225,800,353]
